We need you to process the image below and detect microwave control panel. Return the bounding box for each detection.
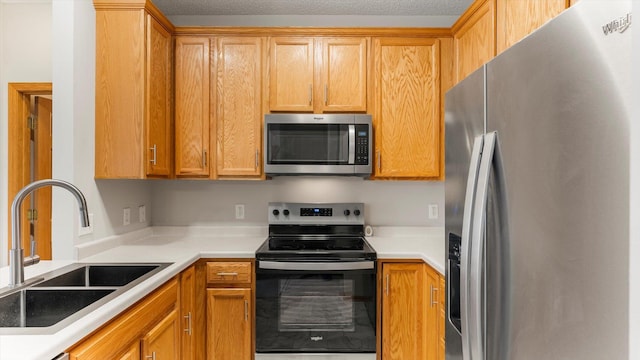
[355,124,369,165]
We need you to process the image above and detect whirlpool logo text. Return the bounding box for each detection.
[602,13,631,35]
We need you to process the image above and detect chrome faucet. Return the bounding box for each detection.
[9,179,90,287]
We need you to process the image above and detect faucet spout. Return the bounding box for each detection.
[9,179,90,287]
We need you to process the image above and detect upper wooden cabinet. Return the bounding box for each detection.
[372,37,441,179]
[452,0,496,84]
[496,0,568,54]
[214,37,265,178]
[269,36,367,113]
[94,2,174,179]
[174,36,211,177]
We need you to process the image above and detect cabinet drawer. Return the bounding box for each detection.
[207,262,252,285]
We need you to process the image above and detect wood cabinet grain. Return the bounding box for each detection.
[269,36,368,113]
[95,9,173,179]
[452,0,495,85]
[214,37,265,178]
[141,309,180,360]
[496,0,568,54]
[206,288,252,360]
[372,37,441,179]
[175,36,211,177]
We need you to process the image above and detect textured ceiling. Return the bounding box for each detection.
[152,0,473,16]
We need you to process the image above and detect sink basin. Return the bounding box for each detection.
[0,288,114,328]
[0,262,171,334]
[34,264,161,287]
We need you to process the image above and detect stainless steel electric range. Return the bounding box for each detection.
[255,202,377,360]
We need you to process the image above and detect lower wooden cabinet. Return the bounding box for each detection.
[67,278,179,360]
[380,261,442,360]
[141,309,181,360]
[438,275,446,360]
[205,260,254,360]
[207,288,252,360]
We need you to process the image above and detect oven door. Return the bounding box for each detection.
[255,260,376,353]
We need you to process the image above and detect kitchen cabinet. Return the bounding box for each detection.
[205,260,254,359]
[94,1,173,179]
[181,264,206,360]
[438,274,446,360]
[380,261,440,360]
[67,278,179,359]
[214,37,266,178]
[141,309,180,360]
[372,37,441,179]
[269,36,368,112]
[175,36,211,177]
[496,0,568,54]
[452,0,495,84]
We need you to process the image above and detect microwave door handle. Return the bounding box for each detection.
[348,125,356,164]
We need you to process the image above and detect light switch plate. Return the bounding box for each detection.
[428,204,438,220]
[123,207,131,226]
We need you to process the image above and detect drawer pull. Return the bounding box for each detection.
[216,272,239,277]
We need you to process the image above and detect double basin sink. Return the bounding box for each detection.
[0,262,171,334]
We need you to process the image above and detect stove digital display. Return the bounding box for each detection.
[300,207,333,216]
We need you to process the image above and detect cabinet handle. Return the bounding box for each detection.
[308,84,313,105]
[430,284,438,307]
[146,352,156,360]
[324,84,328,105]
[202,150,207,167]
[150,144,157,165]
[255,150,259,169]
[244,300,249,321]
[385,274,389,296]
[216,272,238,277]
[184,312,192,336]
[377,151,381,172]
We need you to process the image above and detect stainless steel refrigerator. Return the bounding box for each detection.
[444,1,632,359]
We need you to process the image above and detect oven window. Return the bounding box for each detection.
[267,124,349,164]
[256,268,376,353]
[279,278,354,332]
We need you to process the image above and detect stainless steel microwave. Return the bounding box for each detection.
[264,114,372,177]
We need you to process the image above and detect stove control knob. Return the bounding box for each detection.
[272,209,280,216]
[344,209,351,216]
[354,209,361,216]
[283,209,290,216]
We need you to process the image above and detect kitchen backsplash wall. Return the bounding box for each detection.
[150,177,444,227]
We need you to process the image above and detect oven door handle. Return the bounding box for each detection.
[258,260,375,271]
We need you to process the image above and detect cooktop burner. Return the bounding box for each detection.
[255,202,377,262]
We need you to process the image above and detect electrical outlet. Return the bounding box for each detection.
[428,204,439,220]
[123,207,131,226]
[235,204,245,220]
[139,205,146,223]
[79,213,94,236]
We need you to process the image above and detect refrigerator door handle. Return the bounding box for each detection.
[469,131,498,360]
[460,134,485,359]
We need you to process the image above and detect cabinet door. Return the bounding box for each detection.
[381,263,427,360]
[181,266,196,360]
[373,38,441,178]
[117,342,140,360]
[319,37,367,112]
[496,0,568,54]
[425,265,440,360]
[453,0,495,84]
[207,288,252,360]
[95,10,145,178]
[141,309,180,360]
[145,15,172,177]
[269,37,314,111]
[438,274,446,360]
[215,37,264,177]
[175,36,210,177]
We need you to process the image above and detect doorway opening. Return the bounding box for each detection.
[7,83,53,261]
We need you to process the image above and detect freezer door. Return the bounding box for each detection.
[485,1,631,359]
[444,66,486,360]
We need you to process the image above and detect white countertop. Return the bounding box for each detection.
[0,225,444,360]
